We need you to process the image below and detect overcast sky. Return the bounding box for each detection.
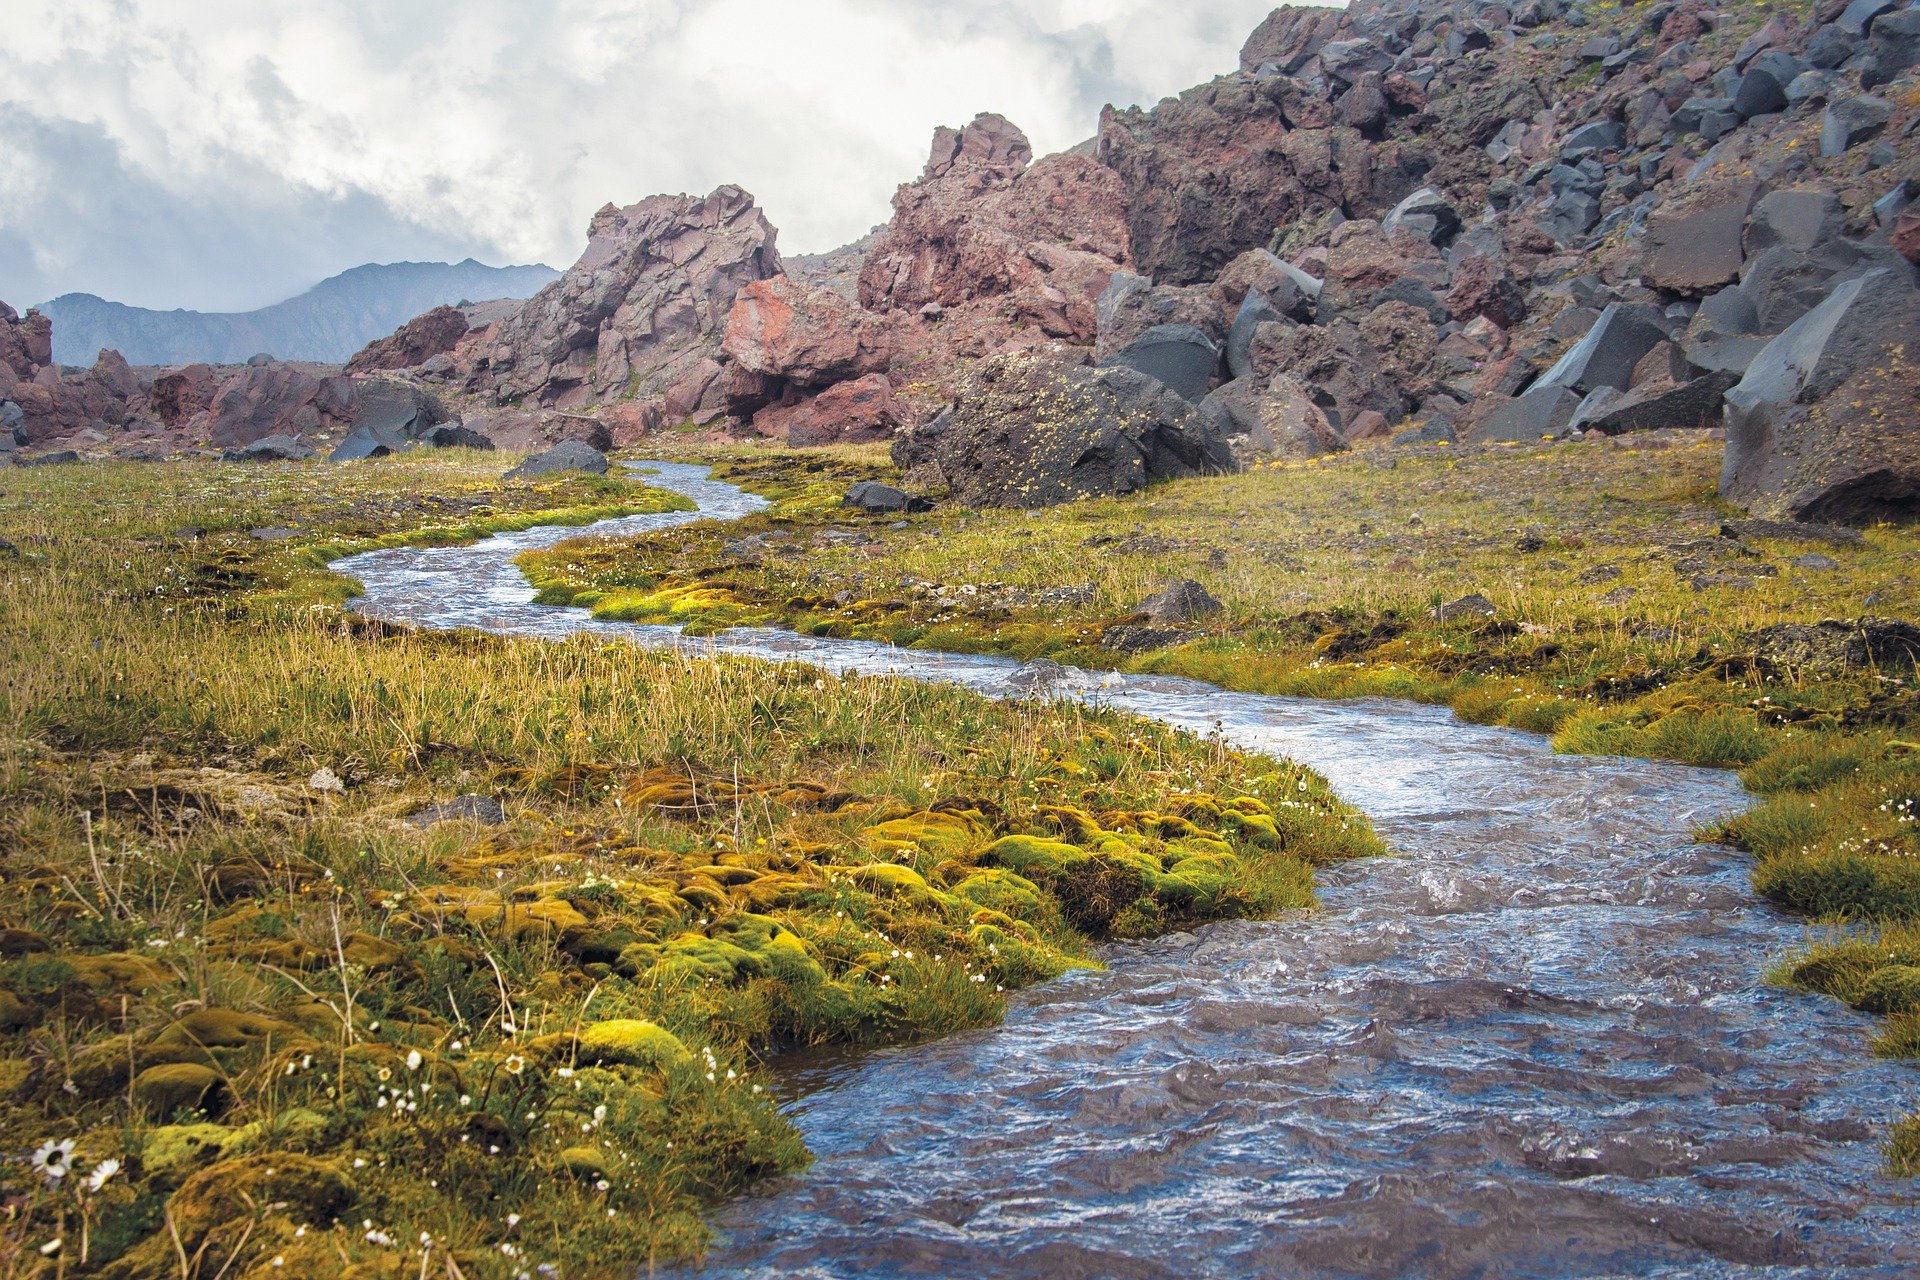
[2,0,1290,313]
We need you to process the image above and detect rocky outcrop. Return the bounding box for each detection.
[720,275,893,434]
[347,305,472,374]
[891,352,1234,506]
[858,114,1132,348]
[473,186,780,415]
[206,365,356,449]
[1721,266,1920,523]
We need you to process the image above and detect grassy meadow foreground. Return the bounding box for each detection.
[0,453,1376,1277]
[523,438,1920,1165]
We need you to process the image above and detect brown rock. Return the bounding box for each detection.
[207,365,356,448]
[465,408,613,453]
[1098,77,1424,285]
[1894,209,1920,267]
[1444,253,1526,328]
[1239,4,1352,75]
[150,364,220,426]
[1643,182,1760,296]
[0,301,53,380]
[347,305,472,374]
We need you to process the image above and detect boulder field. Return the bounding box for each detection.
[7,0,1920,523]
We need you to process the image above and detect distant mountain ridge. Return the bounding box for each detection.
[38,259,560,366]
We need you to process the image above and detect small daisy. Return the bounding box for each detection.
[86,1158,122,1191]
[30,1139,75,1184]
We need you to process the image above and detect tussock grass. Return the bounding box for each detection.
[0,453,1376,1275]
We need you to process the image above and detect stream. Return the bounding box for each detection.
[332,461,1917,1278]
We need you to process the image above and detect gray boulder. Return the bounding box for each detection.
[1098,323,1222,403]
[1722,266,1920,522]
[0,400,23,446]
[842,480,928,513]
[1137,579,1223,625]
[1538,304,1670,394]
[504,438,612,480]
[1865,7,1920,85]
[417,423,494,450]
[890,352,1234,508]
[330,429,400,462]
[1743,189,1845,258]
[1383,187,1462,246]
[1474,384,1581,442]
[1643,183,1758,294]
[349,377,447,439]
[408,796,507,827]
[1226,291,1284,382]
[238,434,316,462]
[1560,120,1626,158]
[1582,372,1738,434]
[1821,96,1895,157]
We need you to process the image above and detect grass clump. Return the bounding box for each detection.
[0,452,1377,1275]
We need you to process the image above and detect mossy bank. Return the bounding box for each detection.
[0,452,1377,1276]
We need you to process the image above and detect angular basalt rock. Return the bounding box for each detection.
[1097,323,1222,403]
[150,364,220,427]
[479,185,780,412]
[1722,267,1920,522]
[891,352,1234,508]
[1643,182,1760,295]
[1537,304,1671,395]
[504,439,611,480]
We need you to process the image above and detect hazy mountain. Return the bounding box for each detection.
[38,259,559,366]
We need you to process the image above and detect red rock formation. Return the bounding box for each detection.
[347,305,472,374]
[723,276,891,387]
[474,185,780,415]
[206,365,356,448]
[150,365,221,427]
[750,373,902,446]
[857,114,1132,346]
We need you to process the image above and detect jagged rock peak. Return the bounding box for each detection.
[923,113,1034,181]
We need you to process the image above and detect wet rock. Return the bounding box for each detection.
[1098,323,1222,403]
[890,352,1234,508]
[1721,267,1920,523]
[1821,96,1894,157]
[504,439,611,480]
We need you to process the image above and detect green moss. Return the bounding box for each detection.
[575,1019,693,1069]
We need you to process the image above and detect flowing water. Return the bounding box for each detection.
[334,462,1917,1278]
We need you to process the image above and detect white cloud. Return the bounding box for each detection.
[2,0,1297,311]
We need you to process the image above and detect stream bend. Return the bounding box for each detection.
[333,461,1918,1279]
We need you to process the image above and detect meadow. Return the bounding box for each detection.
[0,452,1375,1276]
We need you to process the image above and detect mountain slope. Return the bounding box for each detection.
[39,259,559,366]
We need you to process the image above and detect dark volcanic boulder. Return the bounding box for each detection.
[842,480,928,513]
[329,430,397,462]
[417,422,495,450]
[1474,384,1580,442]
[1537,304,1670,395]
[892,352,1234,507]
[504,439,611,480]
[1721,267,1920,522]
[1097,323,1222,402]
[229,434,316,462]
[1643,183,1759,295]
[350,377,447,439]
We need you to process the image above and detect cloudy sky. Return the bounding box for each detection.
[3,0,1287,313]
